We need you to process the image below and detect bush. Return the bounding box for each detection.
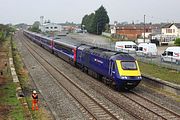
[174,38,180,46]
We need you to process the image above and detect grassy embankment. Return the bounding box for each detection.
[0,36,50,120]
[138,61,180,85]
[0,37,24,119]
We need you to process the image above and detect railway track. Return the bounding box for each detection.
[20,33,120,120]
[121,91,180,120]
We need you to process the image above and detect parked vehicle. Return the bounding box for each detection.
[23,30,142,90]
[115,41,137,53]
[136,43,158,57]
[161,47,180,65]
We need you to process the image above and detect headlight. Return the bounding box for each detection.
[121,76,128,79]
[138,76,142,79]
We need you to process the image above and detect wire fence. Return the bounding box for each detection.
[135,54,180,71]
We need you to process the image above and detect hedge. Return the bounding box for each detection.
[174,38,180,46]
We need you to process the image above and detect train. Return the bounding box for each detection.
[23,30,142,90]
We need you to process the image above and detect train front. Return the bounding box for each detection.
[112,55,142,90]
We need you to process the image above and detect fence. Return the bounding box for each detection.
[135,54,180,71]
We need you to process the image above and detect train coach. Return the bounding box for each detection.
[23,30,142,90]
[53,40,77,65]
[24,30,54,53]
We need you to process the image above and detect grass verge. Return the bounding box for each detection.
[0,80,24,119]
[0,36,24,119]
[139,61,180,85]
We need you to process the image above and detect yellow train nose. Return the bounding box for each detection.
[116,60,141,77]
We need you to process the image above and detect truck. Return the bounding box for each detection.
[136,43,158,57]
[115,41,137,53]
[161,47,180,64]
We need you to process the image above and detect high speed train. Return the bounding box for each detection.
[23,30,142,90]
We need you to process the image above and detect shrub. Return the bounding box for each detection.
[174,38,180,46]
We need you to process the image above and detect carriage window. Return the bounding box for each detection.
[121,61,137,70]
[54,43,73,55]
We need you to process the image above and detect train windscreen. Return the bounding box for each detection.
[121,61,137,70]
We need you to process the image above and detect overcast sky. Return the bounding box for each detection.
[0,0,180,25]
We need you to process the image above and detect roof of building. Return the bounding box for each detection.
[174,23,180,28]
[113,23,168,30]
[115,24,152,30]
[161,23,172,28]
[162,23,180,29]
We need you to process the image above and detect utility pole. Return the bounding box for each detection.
[144,15,146,43]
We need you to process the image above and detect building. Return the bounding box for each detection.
[110,25,116,34]
[161,23,180,38]
[39,23,63,32]
[151,23,180,45]
[111,24,152,40]
[39,16,62,32]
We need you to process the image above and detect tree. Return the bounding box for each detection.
[0,24,15,41]
[28,21,41,33]
[94,5,109,35]
[82,15,89,30]
[82,13,95,33]
[81,5,109,35]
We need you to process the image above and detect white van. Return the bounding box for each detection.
[161,47,180,64]
[115,41,137,53]
[136,43,158,57]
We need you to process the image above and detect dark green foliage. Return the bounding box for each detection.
[94,6,110,35]
[28,21,41,33]
[174,38,180,46]
[82,13,95,33]
[81,5,109,35]
[28,26,41,33]
[0,24,15,41]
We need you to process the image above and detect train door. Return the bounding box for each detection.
[84,51,89,67]
[109,60,115,78]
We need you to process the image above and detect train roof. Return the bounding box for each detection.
[24,30,135,61]
[24,30,52,40]
[111,54,136,61]
[54,39,78,48]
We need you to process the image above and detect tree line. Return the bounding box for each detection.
[0,24,15,41]
[81,5,109,35]
[28,21,41,33]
